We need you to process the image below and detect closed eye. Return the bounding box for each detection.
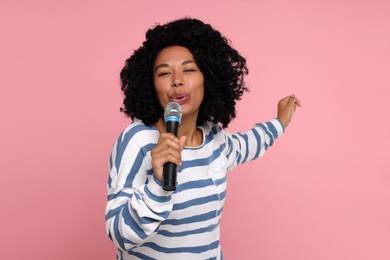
[158,72,170,77]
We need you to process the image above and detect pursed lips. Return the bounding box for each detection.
[169,94,189,105]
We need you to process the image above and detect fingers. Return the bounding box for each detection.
[153,133,182,154]
[291,94,302,107]
[279,95,291,106]
[277,94,301,129]
[285,94,302,110]
[279,94,300,107]
[154,133,183,164]
[178,136,187,152]
[151,133,185,180]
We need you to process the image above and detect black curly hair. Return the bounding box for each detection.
[120,17,248,128]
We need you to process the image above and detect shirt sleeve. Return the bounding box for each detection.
[224,118,285,171]
[105,124,174,251]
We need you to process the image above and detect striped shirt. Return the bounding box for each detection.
[105,118,284,259]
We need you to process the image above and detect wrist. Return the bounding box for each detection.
[277,117,288,129]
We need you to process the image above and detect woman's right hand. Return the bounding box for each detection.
[151,133,186,181]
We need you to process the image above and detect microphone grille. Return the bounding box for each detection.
[164,102,182,121]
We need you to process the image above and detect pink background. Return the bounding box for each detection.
[1,0,389,259]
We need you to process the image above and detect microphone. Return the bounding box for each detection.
[162,102,182,191]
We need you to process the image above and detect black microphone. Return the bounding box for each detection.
[162,102,182,191]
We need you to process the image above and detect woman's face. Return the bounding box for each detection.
[153,46,204,121]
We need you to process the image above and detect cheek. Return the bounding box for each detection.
[192,85,205,108]
[153,79,172,110]
[198,85,205,99]
[154,79,168,96]
[197,78,205,100]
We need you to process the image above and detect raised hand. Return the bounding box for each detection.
[277,94,302,129]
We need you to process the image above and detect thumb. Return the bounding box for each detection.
[179,136,187,151]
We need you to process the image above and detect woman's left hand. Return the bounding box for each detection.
[277,94,302,129]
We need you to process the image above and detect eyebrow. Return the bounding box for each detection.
[154,60,196,72]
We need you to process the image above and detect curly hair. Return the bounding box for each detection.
[120,17,248,128]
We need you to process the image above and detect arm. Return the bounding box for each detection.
[105,124,174,251]
[224,94,301,170]
[224,118,285,170]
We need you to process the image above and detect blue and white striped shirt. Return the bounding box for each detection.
[105,118,284,259]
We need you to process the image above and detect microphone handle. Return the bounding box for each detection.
[165,119,179,136]
[162,120,180,191]
[163,162,177,191]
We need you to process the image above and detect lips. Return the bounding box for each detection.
[169,94,189,105]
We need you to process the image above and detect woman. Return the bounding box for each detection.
[106,17,301,259]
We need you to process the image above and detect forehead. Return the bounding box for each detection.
[154,46,195,65]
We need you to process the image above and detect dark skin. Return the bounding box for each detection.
[150,46,301,182]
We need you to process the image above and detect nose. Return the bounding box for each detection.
[171,73,184,88]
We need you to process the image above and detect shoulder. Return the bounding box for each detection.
[199,121,223,134]
[117,119,159,148]
[198,121,226,145]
